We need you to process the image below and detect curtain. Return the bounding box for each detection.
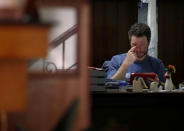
[142,0,158,58]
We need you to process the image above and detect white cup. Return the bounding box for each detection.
[150,82,159,91]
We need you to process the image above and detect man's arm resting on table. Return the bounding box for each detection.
[111,62,129,80]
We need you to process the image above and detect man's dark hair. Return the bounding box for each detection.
[128,23,151,43]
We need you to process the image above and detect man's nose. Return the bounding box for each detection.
[135,46,141,51]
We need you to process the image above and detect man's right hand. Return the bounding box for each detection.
[124,46,137,66]
[111,46,137,80]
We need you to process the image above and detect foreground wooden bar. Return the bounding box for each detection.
[0,3,91,130]
[0,23,50,131]
[0,23,50,112]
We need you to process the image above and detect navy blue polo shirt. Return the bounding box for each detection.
[107,53,166,82]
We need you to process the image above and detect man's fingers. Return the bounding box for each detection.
[128,48,137,59]
[129,46,136,52]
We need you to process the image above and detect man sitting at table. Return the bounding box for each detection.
[106,23,166,83]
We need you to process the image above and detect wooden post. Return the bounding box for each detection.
[0,23,50,129]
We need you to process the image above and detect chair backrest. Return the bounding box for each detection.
[101,60,110,72]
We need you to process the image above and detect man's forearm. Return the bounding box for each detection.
[111,62,129,80]
[111,47,137,80]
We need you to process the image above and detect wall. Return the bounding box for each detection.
[91,0,138,67]
[158,1,184,85]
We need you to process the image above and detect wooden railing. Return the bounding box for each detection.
[50,24,78,49]
[50,24,78,70]
[29,24,78,71]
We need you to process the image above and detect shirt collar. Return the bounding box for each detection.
[134,55,149,64]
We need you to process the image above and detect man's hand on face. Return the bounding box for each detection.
[124,46,137,66]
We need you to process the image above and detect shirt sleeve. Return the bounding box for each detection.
[106,56,120,79]
[157,60,166,83]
